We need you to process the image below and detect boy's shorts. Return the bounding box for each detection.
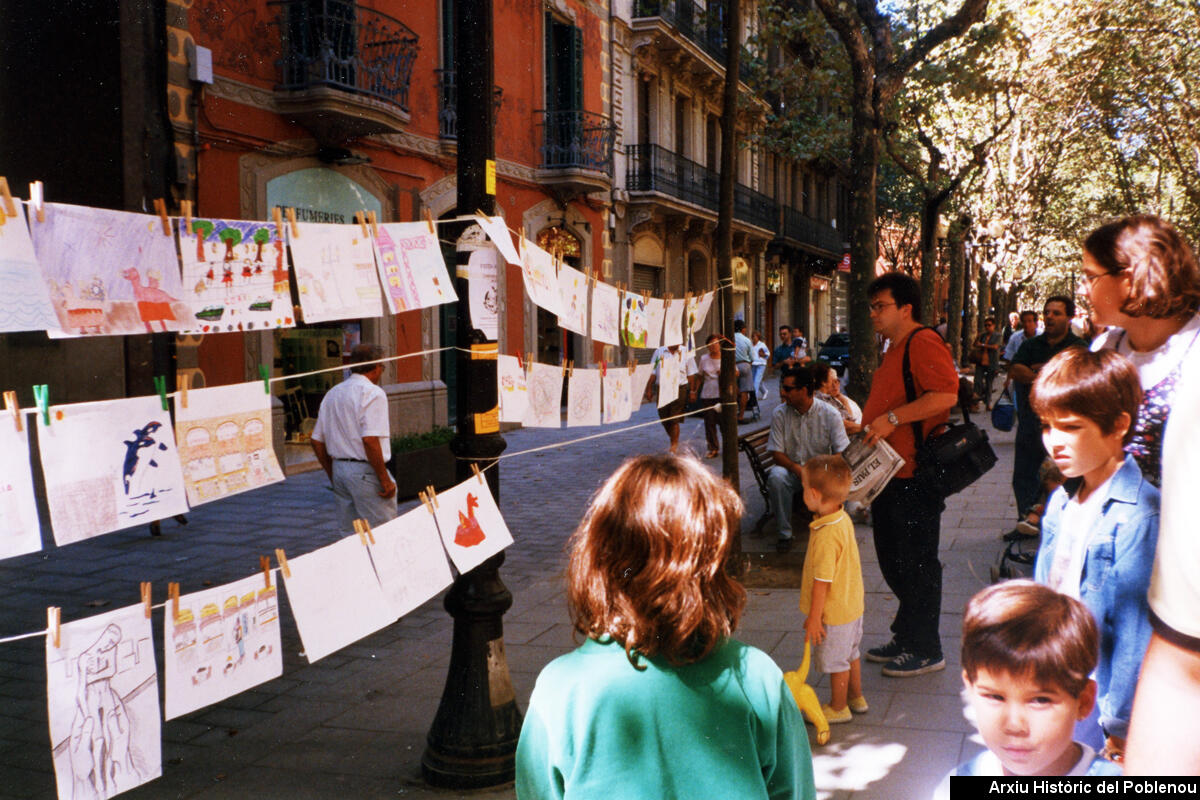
[815,616,863,674]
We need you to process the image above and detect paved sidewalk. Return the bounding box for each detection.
[0,389,1017,799]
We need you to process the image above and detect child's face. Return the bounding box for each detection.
[964,667,1095,776]
[1040,412,1127,482]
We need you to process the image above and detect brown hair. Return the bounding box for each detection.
[1083,215,1200,319]
[962,580,1098,697]
[348,343,384,374]
[1030,348,1141,443]
[802,455,852,504]
[567,454,746,666]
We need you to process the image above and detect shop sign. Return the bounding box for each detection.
[766,267,782,294]
[810,276,830,292]
[838,251,851,272]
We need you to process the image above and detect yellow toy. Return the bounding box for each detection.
[783,639,829,745]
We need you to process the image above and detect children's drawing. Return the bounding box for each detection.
[431,476,514,574]
[602,370,632,424]
[178,218,293,334]
[164,574,282,720]
[468,248,499,339]
[281,534,395,663]
[47,604,161,800]
[518,239,560,316]
[367,506,453,619]
[497,355,529,424]
[175,382,284,507]
[288,221,385,324]
[31,202,188,337]
[692,291,714,332]
[474,215,521,266]
[0,420,43,560]
[630,363,655,408]
[372,222,457,314]
[657,352,681,409]
[556,264,589,334]
[0,201,60,333]
[662,298,685,347]
[567,368,601,427]
[591,281,620,345]
[621,292,648,348]
[524,362,563,428]
[38,395,189,546]
[644,297,666,350]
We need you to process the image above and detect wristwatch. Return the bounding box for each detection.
[887,410,900,426]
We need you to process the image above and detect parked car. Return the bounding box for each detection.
[817,332,851,375]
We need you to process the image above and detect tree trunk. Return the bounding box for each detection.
[945,220,967,364]
[918,197,940,325]
[846,107,881,404]
[977,267,992,326]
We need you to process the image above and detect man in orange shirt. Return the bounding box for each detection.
[860,273,960,677]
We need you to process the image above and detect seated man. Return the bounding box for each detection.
[767,364,849,552]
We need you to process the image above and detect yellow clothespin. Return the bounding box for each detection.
[526,352,534,372]
[178,373,189,410]
[426,486,439,509]
[260,555,273,589]
[4,391,21,433]
[47,607,61,648]
[152,198,171,236]
[0,177,15,217]
[628,358,636,375]
[274,548,291,579]
[367,210,378,238]
[355,211,369,238]
[29,181,44,223]
[273,206,284,234]
[168,582,180,621]
[181,199,193,236]
[471,462,485,485]
[567,360,574,378]
[141,582,153,619]
[419,489,435,515]
[423,207,435,234]
[353,519,375,546]
[285,207,299,239]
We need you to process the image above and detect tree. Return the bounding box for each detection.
[192,219,215,262]
[219,227,243,262]
[253,227,271,263]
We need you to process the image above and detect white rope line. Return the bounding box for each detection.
[268,347,454,384]
[0,629,50,644]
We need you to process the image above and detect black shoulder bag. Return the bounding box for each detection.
[901,327,998,500]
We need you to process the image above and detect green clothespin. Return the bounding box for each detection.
[259,364,270,394]
[153,375,168,411]
[32,384,49,426]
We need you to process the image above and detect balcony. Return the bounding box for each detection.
[632,0,753,82]
[535,110,616,198]
[434,69,504,141]
[272,0,418,143]
[781,205,843,256]
[735,184,779,233]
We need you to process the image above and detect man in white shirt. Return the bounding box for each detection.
[644,344,699,453]
[310,344,398,530]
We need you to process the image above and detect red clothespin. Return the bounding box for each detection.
[601,360,607,377]
[515,351,523,370]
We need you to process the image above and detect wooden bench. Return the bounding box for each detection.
[737,427,776,535]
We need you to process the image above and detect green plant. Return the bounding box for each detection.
[391,426,455,454]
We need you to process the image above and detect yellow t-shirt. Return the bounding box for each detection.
[798,508,864,625]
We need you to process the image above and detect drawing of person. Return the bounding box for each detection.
[69,623,141,799]
[122,421,168,502]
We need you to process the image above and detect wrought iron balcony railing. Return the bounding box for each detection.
[537,110,616,172]
[735,183,779,233]
[273,0,418,111]
[782,205,843,254]
[434,69,504,141]
[634,0,754,74]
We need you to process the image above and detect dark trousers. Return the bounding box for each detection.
[975,366,997,407]
[701,405,720,451]
[1012,420,1046,518]
[871,477,945,657]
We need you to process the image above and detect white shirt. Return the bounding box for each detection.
[698,353,721,399]
[651,346,698,387]
[311,373,391,461]
[751,341,770,366]
[1091,313,1200,390]
[1045,475,1114,599]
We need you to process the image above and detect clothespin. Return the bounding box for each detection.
[153,375,169,411]
[0,177,15,217]
[419,489,435,515]
[285,207,299,238]
[274,548,291,579]
[367,210,378,238]
[353,519,375,546]
[168,582,180,621]
[355,211,369,238]
[273,206,284,234]
[514,351,523,370]
[47,607,60,649]
[526,352,534,372]
[642,289,649,303]
[426,486,439,508]
[28,181,44,223]
[601,360,607,377]
[423,207,435,234]
[561,360,568,377]
[141,582,152,619]
[181,200,194,236]
[178,373,189,410]
[3,391,21,433]
[628,358,636,375]
[568,360,575,378]
[32,384,49,426]
[470,462,485,485]
[152,198,171,236]
[260,555,273,588]
[259,364,270,394]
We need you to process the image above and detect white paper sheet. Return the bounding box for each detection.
[474,215,521,266]
[368,506,453,619]
[47,604,161,800]
[0,202,59,334]
[556,264,589,335]
[372,221,457,314]
[289,221,385,323]
[32,202,188,337]
[631,363,655,408]
[566,368,602,427]
[0,420,42,560]
[468,248,499,339]
[497,355,529,424]
[38,395,189,546]
[620,291,648,348]
[164,574,283,720]
[178,218,294,334]
[174,382,284,507]
[282,534,396,663]
[644,297,665,349]
[432,476,514,574]
[602,370,632,424]
[657,355,680,408]
[591,281,621,345]
[692,291,714,332]
[662,297,685,347]
[519,239,560,316]
[525,362,563,428]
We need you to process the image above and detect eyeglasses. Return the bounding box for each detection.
[780,385,796,393]
[868,301,896,313]
[1079,269,1121,289]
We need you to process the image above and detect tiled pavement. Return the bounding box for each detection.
[0,388,1018,799]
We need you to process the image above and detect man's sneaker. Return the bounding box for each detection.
[864,639,905,663]
[881,652,946,677]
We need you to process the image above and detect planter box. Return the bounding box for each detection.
[392,443,456,501]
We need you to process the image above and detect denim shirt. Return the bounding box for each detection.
[1034,455,1160,740]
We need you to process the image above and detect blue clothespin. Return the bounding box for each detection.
[259,364,270,394]
[32,384,49,426]
[153,375,169,411]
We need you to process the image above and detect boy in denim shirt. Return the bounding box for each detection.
[1030,347,1159,762]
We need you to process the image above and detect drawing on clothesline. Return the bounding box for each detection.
[643,297,666,350]
[591,281,620,345]
[474,215,521,266]
[519,239,560,317]
[433,476,513,573]
[567,368,601,428]
[602,369,633,425]
[497,355,529,424]
[662,297,685,348]
[289,221,385,324]
[0,201,60,334]
[32,203,187,337]
[524,362,563,429]
[47,604,161,800]
[178,218,293,333]
[0,418,43,559]
[630,362,655,408]
[621,292,647,348]
[556,264,589,335]
[467,248,499,339]
[367,507,453,619]
[372,221,456,314]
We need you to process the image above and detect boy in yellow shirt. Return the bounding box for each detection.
[799,454,867,724]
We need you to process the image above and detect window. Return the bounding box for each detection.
[545,14,582,114]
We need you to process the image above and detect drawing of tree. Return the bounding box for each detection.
[252,227,271,262]
[219,227,243,262]
[192,219,215,262]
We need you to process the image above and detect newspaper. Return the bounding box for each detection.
[843,433,905,504]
